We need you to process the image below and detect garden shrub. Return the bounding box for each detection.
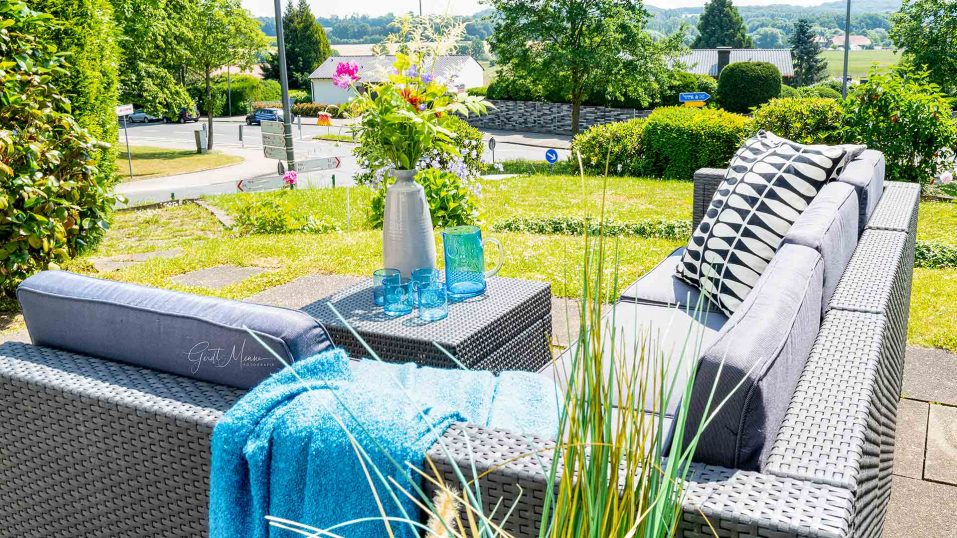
[716,61,782,113]
[467,86,488,97]
[491,216,692,241]
[642,107,751,179]
[751,98,846,145]
[486,70,544,102]
[292,102,347,118]
[127,65,194,120]
[915,240,957,269]
[844,67,957,184]
[234,199,339,235]
[368,169,479,229]
[780,85,799,98]
[0,1,118,293]
[32,0,119,192]
[571,119,647,176]
[202,75,282,116]
[798,85,842,99]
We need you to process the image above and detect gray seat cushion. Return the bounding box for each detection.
[17,271,334,388]
[783,181,858,316]
[619,247,722,314]
[837,149,885,234]
[543,301,727,420]
[680,243,824,471]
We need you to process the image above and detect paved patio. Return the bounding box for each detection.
[4,270,955,533]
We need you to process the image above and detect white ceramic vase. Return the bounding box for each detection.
[382,169,436,278]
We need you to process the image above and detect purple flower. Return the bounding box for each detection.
[405,64,418,78]
[333,61,360,89]
[421,72,434,84]
[418,103,426,111]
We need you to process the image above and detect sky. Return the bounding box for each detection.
[241,0,835,18]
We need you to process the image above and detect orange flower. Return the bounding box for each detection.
[401,86,421,109]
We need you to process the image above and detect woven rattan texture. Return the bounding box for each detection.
[429,424,854,538]
[0,342,244,537]
[301,277,552,371]
[692,168,727,230]
[864,182,920,234]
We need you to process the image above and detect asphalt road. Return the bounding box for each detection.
[117,118,571,205]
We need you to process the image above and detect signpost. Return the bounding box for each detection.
[115,104,134,181]
[679,92,711,108]
[488,137,497,164]
[261,120,290,163]
[545,148,559,165]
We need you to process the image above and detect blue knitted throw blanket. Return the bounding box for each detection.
[209,349,558,538]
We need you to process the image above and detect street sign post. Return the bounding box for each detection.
[261,120,293,163]
[295,156,341,173]
[264,145,288,160]
[679,92,711,108]
[488,137,496,163]
[261,120,285,135]
[115,104,134,181]
[545,148,559,165]
[261,133,286,148]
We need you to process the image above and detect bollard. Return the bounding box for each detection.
[238,124,244,147]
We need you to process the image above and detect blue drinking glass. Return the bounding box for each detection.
[411,267,441,306]
[441,226,504,300]
[383,280,414,317]
[372,268,401,306]
[416,281,448,322]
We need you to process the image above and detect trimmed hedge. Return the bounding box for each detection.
[717,61,782,113]
[467,86,488,97]
[291,102,347,118]
[491,216,693,241]
[751,97,846,145]
[641,107,750,180]
[33,0,119,189]
[571,118,647,176]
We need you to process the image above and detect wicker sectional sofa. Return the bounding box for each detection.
[0,154,918,537]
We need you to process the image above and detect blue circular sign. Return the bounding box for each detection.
[545,148,559,164]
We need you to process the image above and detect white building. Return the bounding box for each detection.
[308,55,485,105]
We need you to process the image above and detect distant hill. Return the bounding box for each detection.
[817,0,902,12]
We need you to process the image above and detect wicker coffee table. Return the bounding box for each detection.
[300,277,552,372]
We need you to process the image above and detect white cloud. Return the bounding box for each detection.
[242,0,836,18]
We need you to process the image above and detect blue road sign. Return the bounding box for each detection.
[679,92,711,103]
[545,148,559,164]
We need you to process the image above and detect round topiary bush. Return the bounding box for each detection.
[716,61,783,113]
[751,97,846,145]
[571,118,647,176]
[0,1,118,293]
[642,107,751,180]
[799,85,842,100]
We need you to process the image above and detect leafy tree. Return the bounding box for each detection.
[891,0,957,95]
[0,0,118,291]
[489,0,683,133]
[752,27,785,48]
[693,0,753,49]
[790,18,828,87]
[32,0,119,185]
[186,0,267,149]
[261,0,332,89]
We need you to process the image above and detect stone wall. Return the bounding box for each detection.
[467,99,650,135]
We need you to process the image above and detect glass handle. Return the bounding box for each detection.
[483,237,504,279]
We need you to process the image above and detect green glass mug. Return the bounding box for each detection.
[441,226,504,300]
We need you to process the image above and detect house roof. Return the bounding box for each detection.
[831,35,872,47]
[677,48,795,78]
[309,55,481,82]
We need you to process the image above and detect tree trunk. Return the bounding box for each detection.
[205,71,214,150]
[571,93,583,135]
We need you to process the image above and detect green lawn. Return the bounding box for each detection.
[821,49,899,79]
[66,174,957,353]
[115,145,244,179]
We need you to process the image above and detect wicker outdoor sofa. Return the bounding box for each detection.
[0,161,918,537]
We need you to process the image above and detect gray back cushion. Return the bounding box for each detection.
[681,243,824,471]
[17,271,334,388]
[837,149,885,233]
[619,247,723,314]
[783,181,859,315]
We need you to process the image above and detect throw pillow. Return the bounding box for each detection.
[676,131,855,316]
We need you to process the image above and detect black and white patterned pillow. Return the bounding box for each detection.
[675,131,856,316]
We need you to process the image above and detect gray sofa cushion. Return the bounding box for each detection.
[783,181,859,315]
[619,247,722,313]
[543,302,728,420]
[17,271,334,389]
[837,149,885,234]
[681,243,824,471]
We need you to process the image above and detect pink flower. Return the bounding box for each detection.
[940,171,954,185]
[333,61,360,89]
[283,170,298,187]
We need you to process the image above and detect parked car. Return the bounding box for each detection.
[172,106,200,124]
[128,109,162,123]
[245,108,281,125]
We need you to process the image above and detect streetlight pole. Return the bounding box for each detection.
[842,0,852,98]
[273,0,296,173]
